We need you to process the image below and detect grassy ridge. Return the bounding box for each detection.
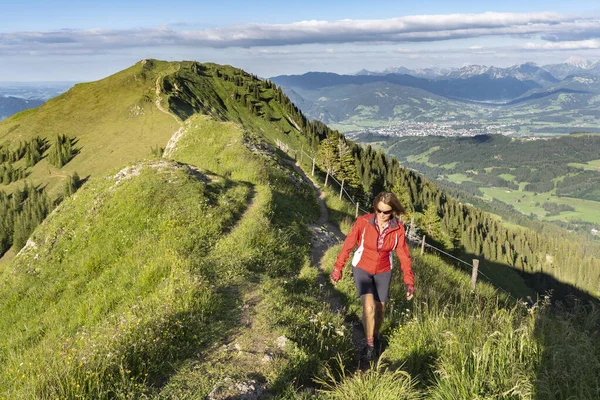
[0,160,250,397]
[0,111,356,397]
[0,60,179,198]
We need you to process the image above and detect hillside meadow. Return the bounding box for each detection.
[0,60,598,398]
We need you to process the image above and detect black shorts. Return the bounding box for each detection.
[352,266,392,303]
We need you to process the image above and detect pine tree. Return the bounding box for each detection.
[48,135,75,168]
[12,186,50,250]
[336,138,360,191]
[253,84,260,100]
[63,172,80,197]
[317,135,340,186]
[0,190,13,255]
[421,202,443,242]
[392,178,414,216]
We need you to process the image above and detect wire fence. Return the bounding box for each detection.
[422,243,518,302]
[275,139,522,304]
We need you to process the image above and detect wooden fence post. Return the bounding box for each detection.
[339,179,344,200]
[355,202,359,218]
[420,235,426,255]
[471,259,480,292]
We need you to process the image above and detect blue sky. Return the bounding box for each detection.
[2,0,600,81]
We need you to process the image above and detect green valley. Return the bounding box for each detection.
[272,72,600,138]
[359,133,600,232]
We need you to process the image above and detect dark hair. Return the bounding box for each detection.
[372,191,406,216]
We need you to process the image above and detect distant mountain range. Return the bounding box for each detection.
[271,71,541,102]
[0,97,44,120]
[270,58,600,133]
[355,57,600,82]
[0,82,73,120]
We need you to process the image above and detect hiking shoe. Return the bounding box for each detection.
[373,336,382,356]
[364,345,376,362]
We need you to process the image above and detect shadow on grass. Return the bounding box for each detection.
[145,283,245,390]
[422,245,598,304]
[532,296,600,400]
[384,348,439,390]
[267,274,356,395]
[418,246,599,398]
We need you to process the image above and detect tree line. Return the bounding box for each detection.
[0,172,81,256]
[1,134,77,186]
[0,133,79,256]
[0,137,47,184]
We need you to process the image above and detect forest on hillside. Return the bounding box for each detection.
[0,135,79,255]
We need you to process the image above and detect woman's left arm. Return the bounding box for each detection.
[395,225,414,287]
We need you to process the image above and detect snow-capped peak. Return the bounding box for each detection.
[566,56,590,69]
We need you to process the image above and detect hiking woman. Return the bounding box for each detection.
[330,191,414,360]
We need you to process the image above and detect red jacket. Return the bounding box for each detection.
[334,214,414,286]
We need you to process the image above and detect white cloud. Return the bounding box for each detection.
[1,12,600,56]
[521,39,600,50]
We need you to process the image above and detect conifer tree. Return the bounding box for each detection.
[317,135,340,186]
[336,138,360,191]
[63,172,80,197]
[12,185,50,250]
[48,135,75,167]
[422,202,443,243]
[0,190,13,254]
[253,84,260,100]
[392,178,414,217]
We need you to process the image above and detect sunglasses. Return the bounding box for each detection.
[376,208,393,215]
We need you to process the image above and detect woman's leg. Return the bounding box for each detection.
[372,270,391,338]
[374,301,386,337]
[361,294,376,345]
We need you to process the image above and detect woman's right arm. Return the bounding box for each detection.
[333,218,363,272]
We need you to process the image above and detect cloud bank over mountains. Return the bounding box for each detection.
[2,12,600,55]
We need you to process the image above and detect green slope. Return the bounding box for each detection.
[0,60,310,199]
[0,111,339,397]
[1,60,598,398]
[0,60,181,198]
[0,60,353,398]
[0,60,311,262]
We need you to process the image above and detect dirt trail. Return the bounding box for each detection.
[154,76,179,123]
[285,160,366,363]
[154,64,182,123]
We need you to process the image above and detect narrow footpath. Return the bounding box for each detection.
[286,160,368,366]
